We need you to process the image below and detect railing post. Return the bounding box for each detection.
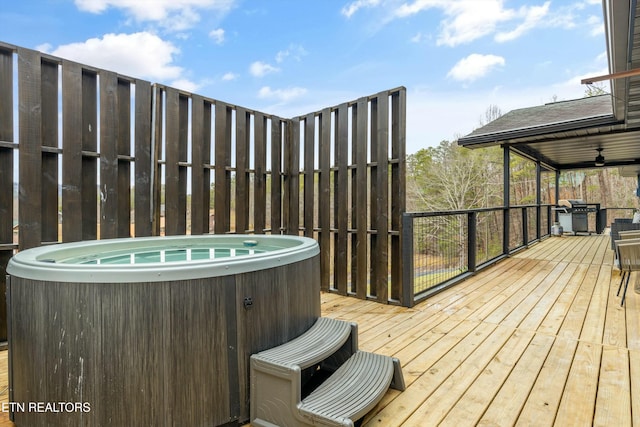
[401,214,415,308]
[522,207,528,246]
[503,146,510,255]
[536,205,541,240]
[554,170,560,221]
[468,211,477,273]
[597,206,605,234]
[536,161,541,241]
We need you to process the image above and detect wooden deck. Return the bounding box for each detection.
[0,233,637,426]
[324,233,639,426]
[0,350,9,427]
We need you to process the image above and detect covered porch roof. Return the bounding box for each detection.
[458,0,640,173]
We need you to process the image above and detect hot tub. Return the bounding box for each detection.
[6,235,320,427]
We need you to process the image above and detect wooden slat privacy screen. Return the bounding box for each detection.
[0,42,407,341]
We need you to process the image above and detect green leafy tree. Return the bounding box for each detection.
[407,140,502,212]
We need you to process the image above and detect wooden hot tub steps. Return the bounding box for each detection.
[250,317,405,427]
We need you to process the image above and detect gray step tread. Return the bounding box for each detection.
[252,317,354,370]
[298,350,394,424]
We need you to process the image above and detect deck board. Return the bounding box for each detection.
[0,351,9,427]
[402,323,515,426]
[438,328,535,426]
[478,333,556,426]
[1,233,638,427]
[554,341,601,426]
[352,233,640,426]
[517,336,578,426]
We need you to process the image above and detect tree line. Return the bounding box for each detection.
[407,106,639,215]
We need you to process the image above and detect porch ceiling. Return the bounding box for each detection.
[458,0,640,172]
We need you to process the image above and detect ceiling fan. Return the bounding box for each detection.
[594,147,605,167]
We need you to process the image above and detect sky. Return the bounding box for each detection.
[0,0,607,154]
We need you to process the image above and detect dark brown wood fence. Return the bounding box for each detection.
[0,41,407,342]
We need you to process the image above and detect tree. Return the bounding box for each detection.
[407,140,504,264]
[584,83,608,97]
[478,104,502,128]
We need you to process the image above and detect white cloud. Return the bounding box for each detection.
[165,7,201,31]
[47,32,184,81]
[35,43,53,53]
[74,0,235,31]
[587,15,604,37]
[249,61,279,77]
[392,0,567,46]
[221,72,237,81]
[276,44,308,63]
[447,54,505,82]
[258,86,307,102]
[495,2,550,42]
[209,28,225,44]
[393,0,517,46]
[435,1,516,46]
[171,78,200,93]
[394,0,443,18]
[410,32,425,43]
[341,0,381,18]
[344,0,599,46]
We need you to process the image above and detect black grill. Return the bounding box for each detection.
[556,200,600,234]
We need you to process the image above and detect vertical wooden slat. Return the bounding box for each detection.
[134,80,152,237]
[18,48,42,250]
[370,97,379,299]
[214,102,232,234]
[371,92,389,302]
[191,96,204,235]
[319,109,332,292]
[152,85,163,235]
[390,88,406,302]
[82,69,98,240]
[164,88,188,235]
[254,113,267,234]
[0,46,14,343]
[235,108,250,233]
[284,118,300,235]
[100,70,119,239]
[0,46,13,245]
[190,95,211,235]
[352,97,368,299]
[271,118,282,234]
[203,102,212,233]
[117,79,131,238]
[164,87,178,235]
[179,95,189,234]
[303,114,315,238]
[62,60,83,242]
[40,59,58,244]
[334,103,349,294]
